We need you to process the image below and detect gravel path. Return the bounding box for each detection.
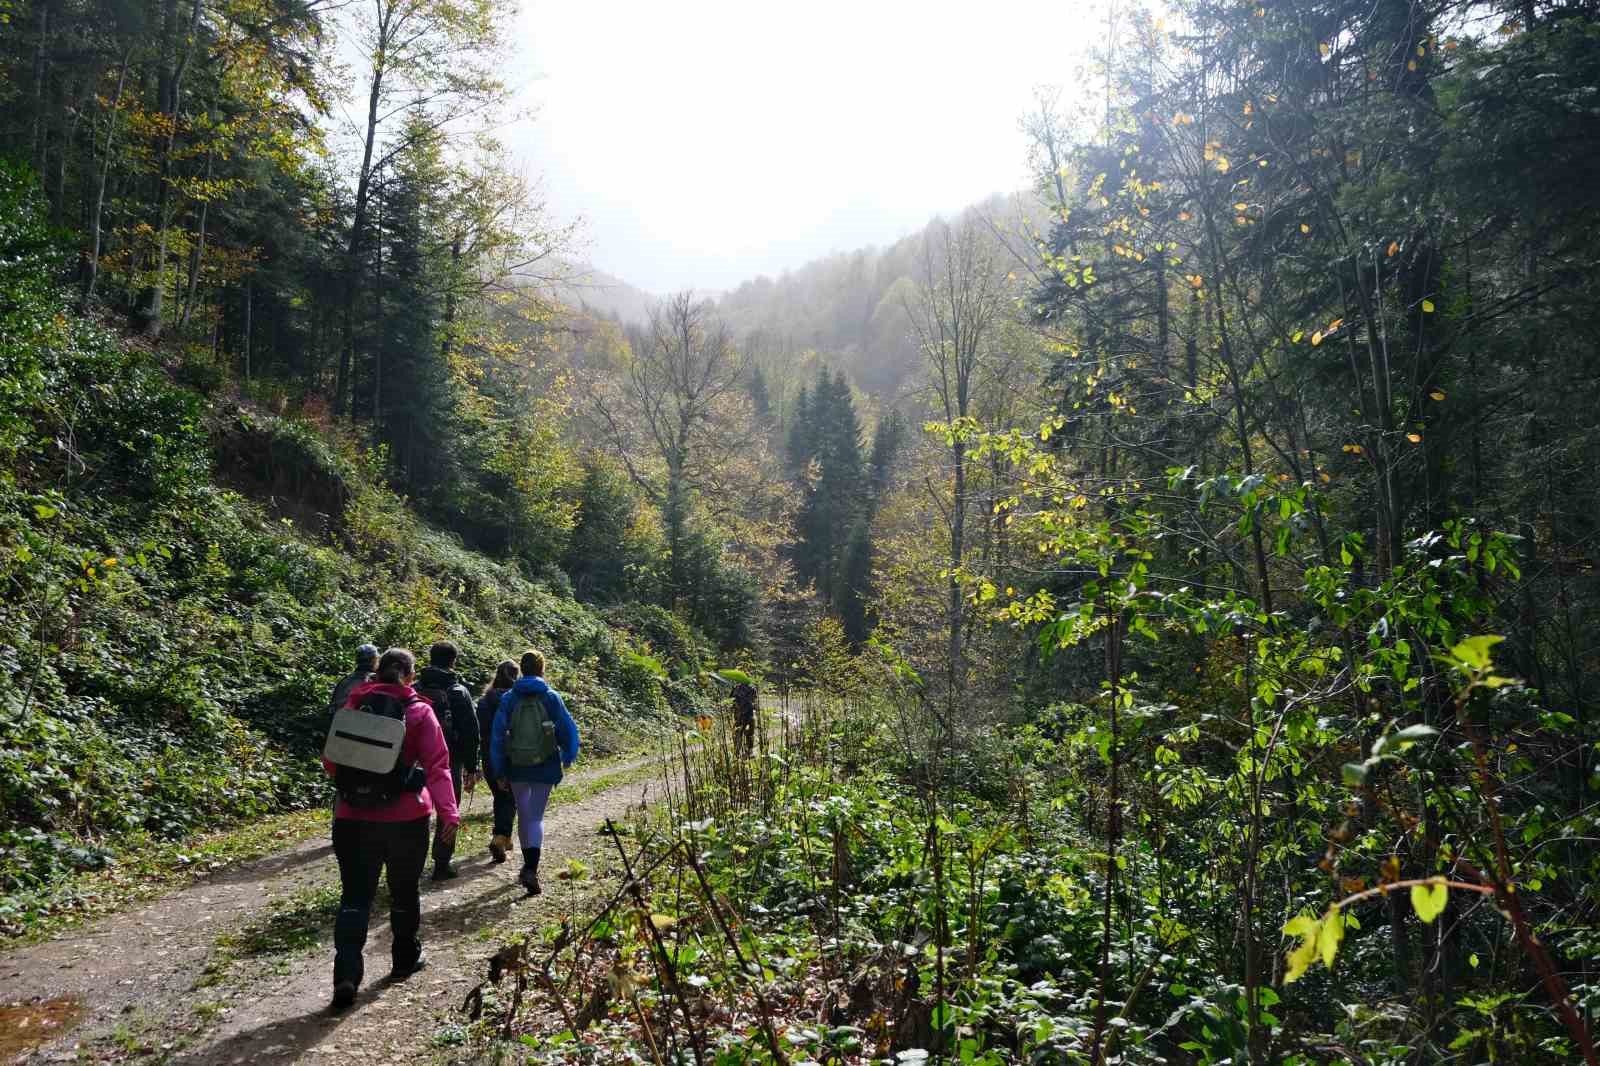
[0,753,672,1064]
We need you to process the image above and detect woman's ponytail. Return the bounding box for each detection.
[375,647,416,685]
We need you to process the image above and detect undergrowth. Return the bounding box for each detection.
[464,681,1595,1064]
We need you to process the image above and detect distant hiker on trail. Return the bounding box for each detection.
[328,643,378,717]
[323,647,459,1010]
[416,641,480,881]
[732,678,758,757]
[477,659,520,865]
[490,649,579,896]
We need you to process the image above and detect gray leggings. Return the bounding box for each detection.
[511,781,554,849]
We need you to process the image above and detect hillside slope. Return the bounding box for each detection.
[0,170,690,937]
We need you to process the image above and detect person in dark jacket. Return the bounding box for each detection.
[489,649,579,895]
[323,647,459,1010]
[731,679,758,756]
[328,644,379,717]
[415,641,479,881]
[476,659,519,864]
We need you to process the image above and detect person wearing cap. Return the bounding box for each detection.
[329,644,379,718]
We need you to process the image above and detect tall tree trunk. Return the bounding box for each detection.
[81,49,132,311]
[338,29,388,420]
[177,150,211,331]
[137,0,203,337]
[242,277,252,382]
[947,436,966,705]
[440,235,460,360]
[30,0,51,171]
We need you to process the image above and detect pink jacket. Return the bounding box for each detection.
[323,681,460,825]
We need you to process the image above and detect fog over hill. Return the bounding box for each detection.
[555,191,1049,402]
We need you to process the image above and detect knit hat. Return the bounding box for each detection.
[355,643,380,668]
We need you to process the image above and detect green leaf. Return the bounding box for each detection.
[32,503,58,520]
[1410,880,1448,923]
[1342,762,1368,787]
[1450,635,1503,670]
[1392,723,1439,745]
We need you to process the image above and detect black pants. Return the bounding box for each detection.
[431,767,463,869]
[488,776,516,838]
[331,815,429,986]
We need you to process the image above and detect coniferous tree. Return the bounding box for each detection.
[748,363,772,419]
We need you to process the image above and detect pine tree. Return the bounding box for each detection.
[748,363,772,419]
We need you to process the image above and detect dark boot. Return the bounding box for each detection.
[519,847,541,896]
[332,903,369,1004]
[389,900,423,978]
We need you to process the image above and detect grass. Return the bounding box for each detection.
[1,806,334,950]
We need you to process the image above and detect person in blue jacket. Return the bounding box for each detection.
[489,649,579,895]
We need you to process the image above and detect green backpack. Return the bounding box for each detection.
[507,690,559,768]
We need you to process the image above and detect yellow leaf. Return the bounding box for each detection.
[1407,432,1422,443]
[1234,202,1248,211]
[1422,299,1435,313]
[1189,274,1204,289]
[1292,330,1304,343]
[1178,210,1192,221]
[1417,44,1426,57]
[103,557,118,567]
[649,913,678,931]
[1319,41,1330,57]
[1216,157,1231,173]
[1429,389,1446,401]
[1300,223,1311,234]
[1243,101,1253,115]
[1312,331,1323,346]
[1387,241,1399,257]
[1283,914,1320,984]
[1328,317,1344,331]
[1408,60,1417,71]
[1410,880,1448,923]
[1317,904,1345,969]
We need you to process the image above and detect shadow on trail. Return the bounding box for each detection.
[169,1007,345,1066]
[426,878,526,939]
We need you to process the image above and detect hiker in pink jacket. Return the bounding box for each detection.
[323,646,460,1009]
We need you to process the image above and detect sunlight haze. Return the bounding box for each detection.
[507,0,1103,294]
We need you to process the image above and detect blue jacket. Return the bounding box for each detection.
[490,676,579,784]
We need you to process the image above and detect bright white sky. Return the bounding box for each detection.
[502,0,1105,294]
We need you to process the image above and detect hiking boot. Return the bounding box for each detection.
[488,835,509,864]
[331,980,357,1010]
[390,954,427,981]
[519,847,542,896]
[432,863,458,881]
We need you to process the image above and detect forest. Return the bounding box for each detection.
[1,0,1599,1063]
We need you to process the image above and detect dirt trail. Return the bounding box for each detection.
[0,754,670,1065]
